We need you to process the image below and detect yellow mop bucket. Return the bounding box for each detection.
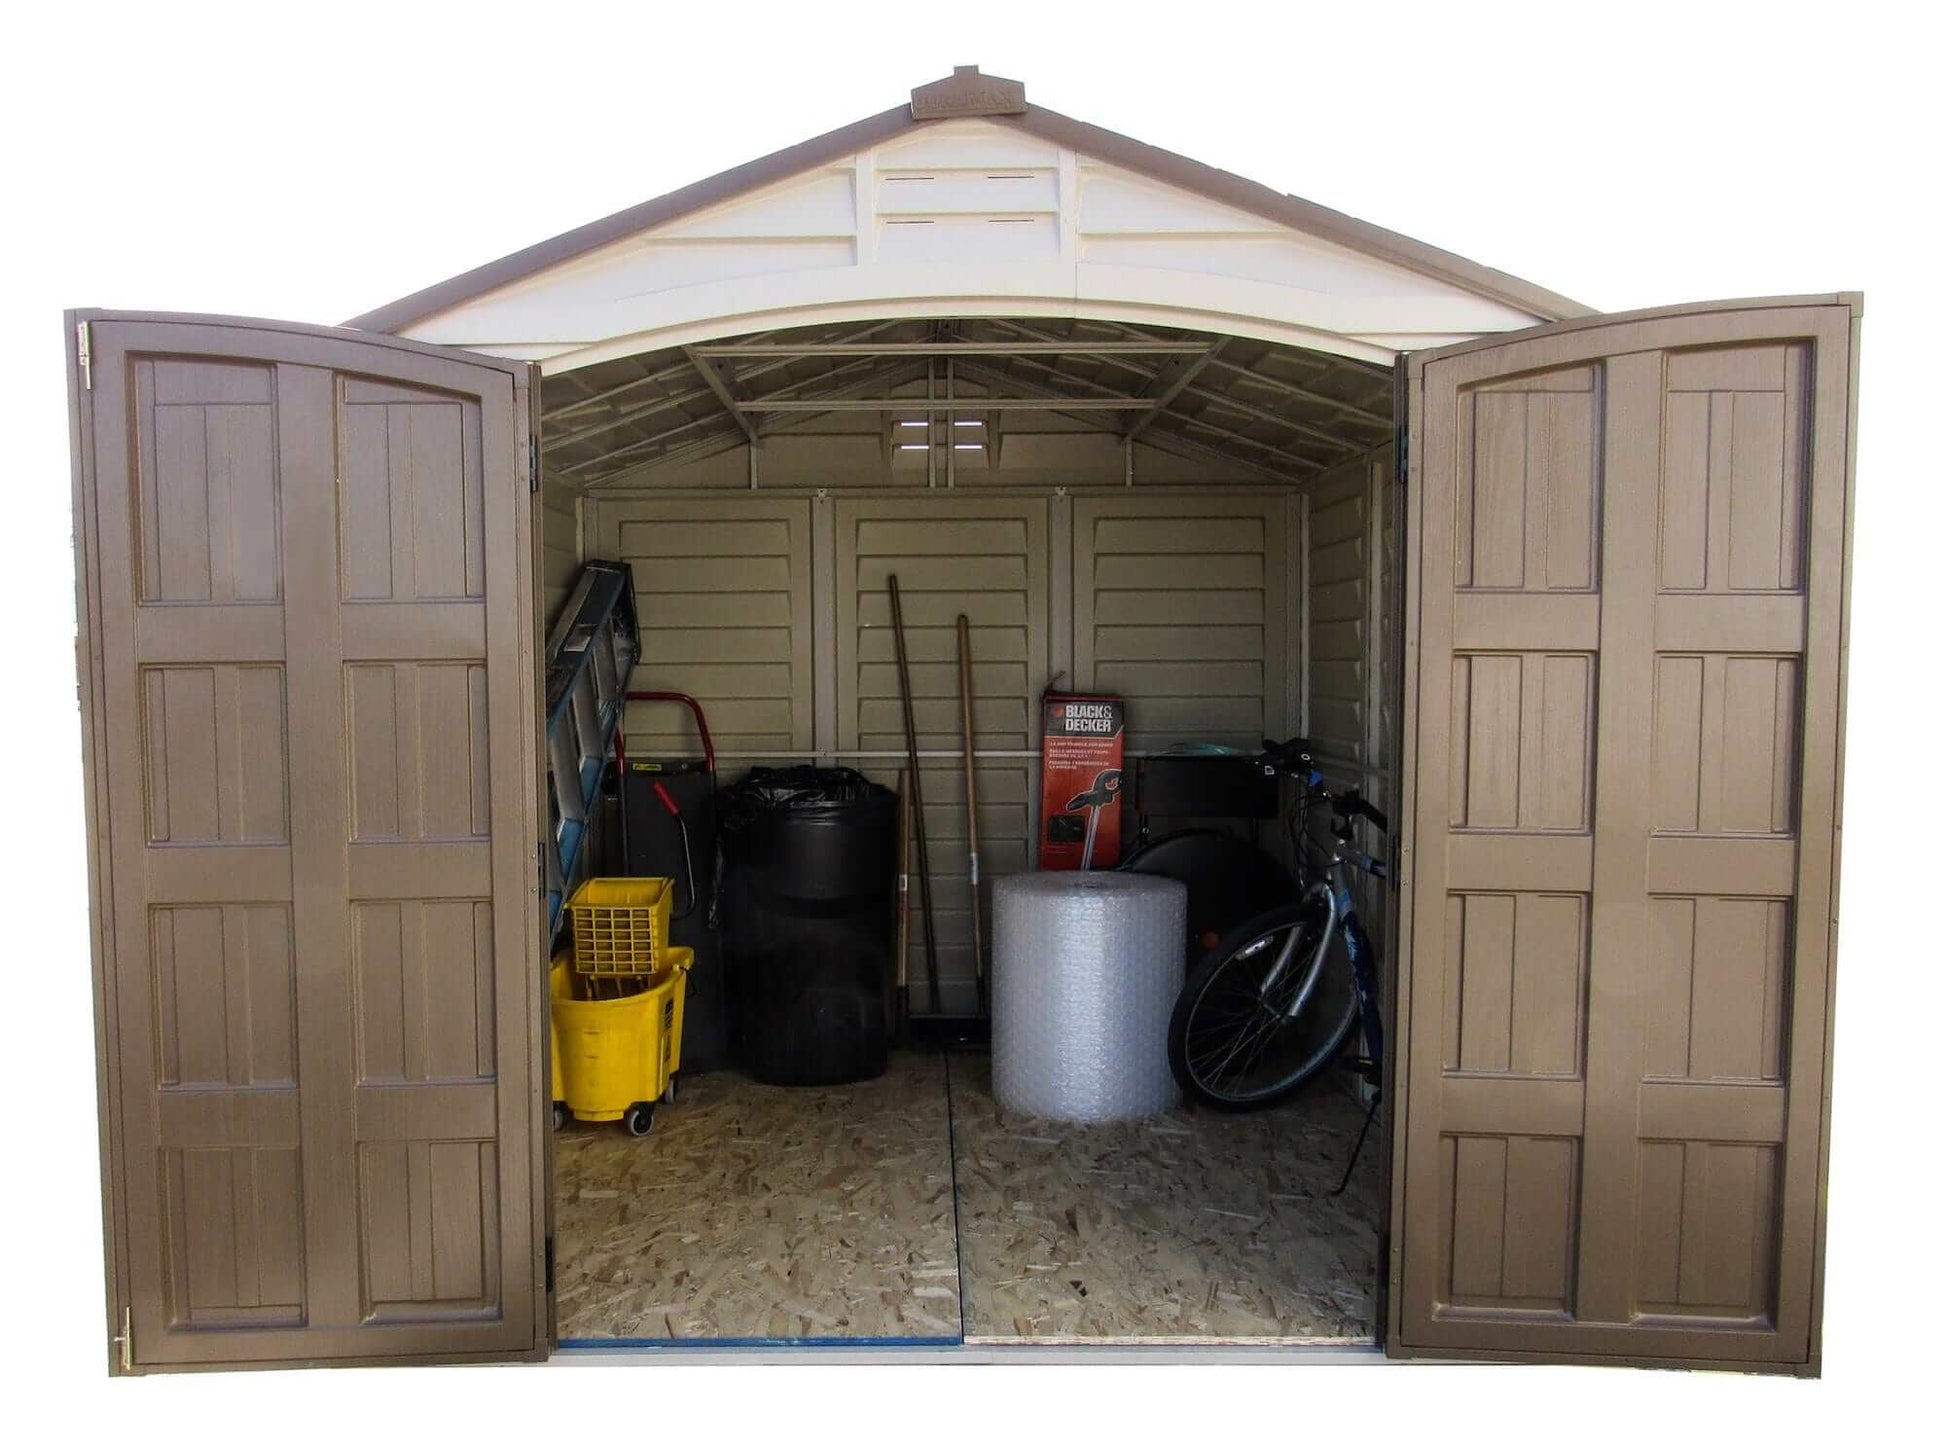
[549,952,573,1113]
[550,946,691,1136]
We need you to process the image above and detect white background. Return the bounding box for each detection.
[2,1,1936,1435]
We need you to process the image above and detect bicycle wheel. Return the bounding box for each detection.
[1168,900,1360,1110]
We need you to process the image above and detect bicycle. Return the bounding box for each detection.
[1165,737,1388,1192]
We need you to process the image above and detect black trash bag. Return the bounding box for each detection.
[714,766,898,1085]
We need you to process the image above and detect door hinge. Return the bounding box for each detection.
[76,320,93,391]
[529,435,541,494]
[544,1235,556,1294]
[112,1306,132,1372]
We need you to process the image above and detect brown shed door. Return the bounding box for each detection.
[1389,299,1855,1370]
[72,315,546,1369]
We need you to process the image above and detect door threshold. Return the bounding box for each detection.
[552,1336,1382,1363]
[558,1333,956,1350]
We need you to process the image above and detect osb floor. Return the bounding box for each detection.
[552,1052,961,1341]
[552,1050,1380,1345]
[947,1054,1381,1343]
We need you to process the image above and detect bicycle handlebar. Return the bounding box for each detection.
[1259,737,1387,834]
[1335,790,1389,833]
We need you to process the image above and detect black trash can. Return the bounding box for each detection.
[717,766,897,1085]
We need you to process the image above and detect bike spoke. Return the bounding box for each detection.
[1196,985,1288,1085]
[1178,916,1358,1101]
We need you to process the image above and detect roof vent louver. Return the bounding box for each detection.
[910,65,1028,120]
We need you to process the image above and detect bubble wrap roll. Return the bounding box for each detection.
[991,871,1188,1121]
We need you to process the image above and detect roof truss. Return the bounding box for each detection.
[540,316,1393,488]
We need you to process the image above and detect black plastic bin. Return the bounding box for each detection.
[717,766,897,1085]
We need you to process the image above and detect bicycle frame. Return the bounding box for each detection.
[1282,775,1387,1071]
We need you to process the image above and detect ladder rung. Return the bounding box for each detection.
[540,560,640,941]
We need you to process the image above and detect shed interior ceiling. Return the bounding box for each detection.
[541,316,1393,490]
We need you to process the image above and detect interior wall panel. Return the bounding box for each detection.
[1073,495,1290,753]
[1302,445,1397,951]
[566,458,1397,1065]
[596,497,816,757]
[588,485,1306,1017]
[838,495,1046,1014]
[541,473,581,625]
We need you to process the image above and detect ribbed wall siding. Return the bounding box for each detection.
[590,487,1305,1015]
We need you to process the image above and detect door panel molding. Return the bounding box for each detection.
[1387,298,1856,1374]
[72,313,546,1371]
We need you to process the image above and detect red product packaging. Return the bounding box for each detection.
[1037,691,1126,870]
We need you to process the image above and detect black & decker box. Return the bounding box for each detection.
[1037,691,1125,870]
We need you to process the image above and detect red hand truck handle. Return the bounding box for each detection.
[614,690,716,775]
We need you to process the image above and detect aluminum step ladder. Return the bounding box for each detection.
[543,560,641,940]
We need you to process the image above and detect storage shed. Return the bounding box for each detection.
[67,66,1856,1373]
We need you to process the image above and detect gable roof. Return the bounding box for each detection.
[345,68,1591,342]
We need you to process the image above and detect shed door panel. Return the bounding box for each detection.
[1390,300,1853,1370]
[75,316,545,1369]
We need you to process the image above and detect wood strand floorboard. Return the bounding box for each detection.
[553,1051,960,1341]
[949,1053,1381,1343]
[553,1049,1381,1345]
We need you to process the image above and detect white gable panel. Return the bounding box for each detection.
[873,125,1062,170]
[1078,163,1288,236]
[878,171,1059,215]
[399,117,1552,369]
[542,237,860,299]
[1071,264,1539,352]
[878,217,1061,264]
[1083,233,1492,299]
[653,166,858,239]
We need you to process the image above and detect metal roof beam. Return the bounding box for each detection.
[1173,381,1364,457]
[974,349,1348,461]
[971,329,1364,458]
[1125,338,1226,442]
[1053,314,1346,382]
[1136,422,1317,484]
[545,321,828,420]
[583,359,936,485]
[1032,318,1386,437]
[545,380,718,455]
[683,346,761,446]
[555,349,909,468]
[543,318,914,443]
[1156,412,1328,474]
[545,354,701,422]
[978,318,1167,386]
[1202,355,1393,430]
[946,359,1314,485]
[559,409,734,475]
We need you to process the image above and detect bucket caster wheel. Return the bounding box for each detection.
[662,1075,678,1106]
[551,1101,569,1133]
[623,1103,656,1138]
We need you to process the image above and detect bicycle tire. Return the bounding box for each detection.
[1168,900,1360,1110]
